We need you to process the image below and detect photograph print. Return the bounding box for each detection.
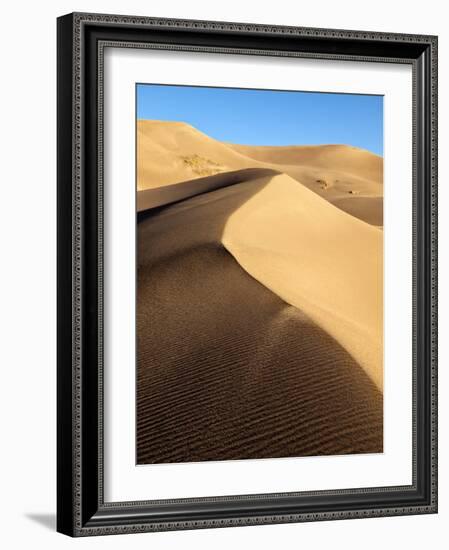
[135,84,384,465]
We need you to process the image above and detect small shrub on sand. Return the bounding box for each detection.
[181,155,225,176]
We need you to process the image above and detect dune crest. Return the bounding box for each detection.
[137,120,383,227]
[221,172,382,388]
[137,168,279,211]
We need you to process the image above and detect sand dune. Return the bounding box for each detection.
[138,169,382,388]
[221,172,383,389]
[137,248,382,463]
[229,142,383,184]
[137,120,383,226]
[137,120,256,189]
[331,196,383,226]
[137,168,383,463]
[136,120,383,463]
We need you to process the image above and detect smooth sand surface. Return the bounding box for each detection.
[229,142,383,185]
[137,120,383,226]
[331,196,384,226]
[137,170,382,463]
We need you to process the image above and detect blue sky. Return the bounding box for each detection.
[137,84,383,156]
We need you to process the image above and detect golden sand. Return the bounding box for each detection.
[136,121,383,463]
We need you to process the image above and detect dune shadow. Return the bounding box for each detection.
[137,167,280,214]
[136,169,383,464]
[137,168,279,268]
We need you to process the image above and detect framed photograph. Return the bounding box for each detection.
[57,12,438,536]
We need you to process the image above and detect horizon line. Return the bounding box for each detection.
[136,118,384,158]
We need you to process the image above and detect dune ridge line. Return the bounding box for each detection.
[136,119,384,463]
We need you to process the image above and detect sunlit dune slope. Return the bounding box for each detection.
[229,143,383,185]
[137,120,256,189]
[137,120,383,226]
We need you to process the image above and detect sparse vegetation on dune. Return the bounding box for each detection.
[180,154,226,176]
[316,178,331,190]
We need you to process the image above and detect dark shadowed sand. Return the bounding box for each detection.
[136,169,383,464]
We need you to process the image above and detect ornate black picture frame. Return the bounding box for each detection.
[57,12,438,537]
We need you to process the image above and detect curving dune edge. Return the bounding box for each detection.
[136,120,383,464]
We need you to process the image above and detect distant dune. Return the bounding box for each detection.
[137,120,383,226]
[136,120,383,464]
[229,142,383,184]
